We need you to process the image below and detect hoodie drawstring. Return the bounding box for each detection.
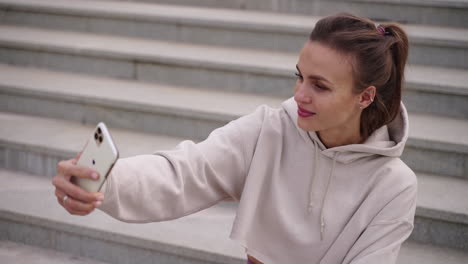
[307,136,338,241]
[307,139,319,213]
[320,153,337,241]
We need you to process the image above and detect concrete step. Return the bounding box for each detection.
[402,113,468,179]
[0,65,467,179]
[0,169,245,264]
[413,172,468,250]
[104,0,468,28]
[0,111,186,177]
[0,26,468,117]
[0,0,312,54]
[0,240,110,264]
[1,0,468,69]
[399,240,468,264]
[0,64,283,140]
[404,65,468,119]
[0,166,467,259]
[0,25,296,98]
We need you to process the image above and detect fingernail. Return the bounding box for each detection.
[91,172,99,180]
[95,194,104,201]
[94,201,102,208]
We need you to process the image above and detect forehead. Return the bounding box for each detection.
[298,41,354,87]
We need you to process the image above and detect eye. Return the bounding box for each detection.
[314,83,329,91]
[294,72,303,81]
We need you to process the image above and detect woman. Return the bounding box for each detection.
[52,13,417,264]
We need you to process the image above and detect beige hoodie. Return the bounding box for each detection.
[99,97,417,264]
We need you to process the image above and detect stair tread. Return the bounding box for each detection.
[409,113,468,153]
[0,63,283,121]
[0,110,184,159]
[406,64,468,95]
[416,172,468,223]
[405,24,468,47]
[0,241,109,264]
[0,0,318,33]
[398,240,468,264]
[1,0,468,45]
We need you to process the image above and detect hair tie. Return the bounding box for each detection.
[377,25,390,36]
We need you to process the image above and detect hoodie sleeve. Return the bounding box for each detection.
[97,105,267,223]
[343,174,418,264]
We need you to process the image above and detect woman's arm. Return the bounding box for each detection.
[98,105,268,223]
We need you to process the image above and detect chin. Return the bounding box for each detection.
[297,119,318,132]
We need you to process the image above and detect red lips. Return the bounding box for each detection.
[297,105,316,117]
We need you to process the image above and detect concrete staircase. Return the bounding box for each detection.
[0,0,467,263]
[0,240,109,264]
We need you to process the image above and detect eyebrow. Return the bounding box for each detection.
[296,64,333,85]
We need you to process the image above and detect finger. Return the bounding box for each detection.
[57,159,99,181]
[63,194,96,212]
[53,176,101,203]
[64,202,95,216]
[57,195,96,216]
[69,209,93,216]
[55,189,66,200]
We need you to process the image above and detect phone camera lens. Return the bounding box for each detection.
[94,133,98,140]
[97,128,102,134]
[99,136,103,143]
[92,159,95,165]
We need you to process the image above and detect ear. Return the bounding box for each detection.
[358,86,376,110]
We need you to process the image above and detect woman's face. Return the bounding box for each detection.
[294,41,362,137]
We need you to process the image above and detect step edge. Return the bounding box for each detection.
[0,83,238,123]
[1,1,467,44]
[0,208,243,264]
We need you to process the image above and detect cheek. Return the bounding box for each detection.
[323,95,347,112]
[320,95,358,124]
[312,92,333,111]
[316,94,354,119]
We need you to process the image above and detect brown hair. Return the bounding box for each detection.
[309,13,409,140]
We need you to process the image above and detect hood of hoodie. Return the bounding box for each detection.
[281,97,409,164]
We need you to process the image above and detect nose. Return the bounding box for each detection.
[294,82,312,104]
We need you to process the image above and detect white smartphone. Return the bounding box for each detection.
[74,122,119,193]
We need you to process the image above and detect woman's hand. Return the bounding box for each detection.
[52,152,104,216]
